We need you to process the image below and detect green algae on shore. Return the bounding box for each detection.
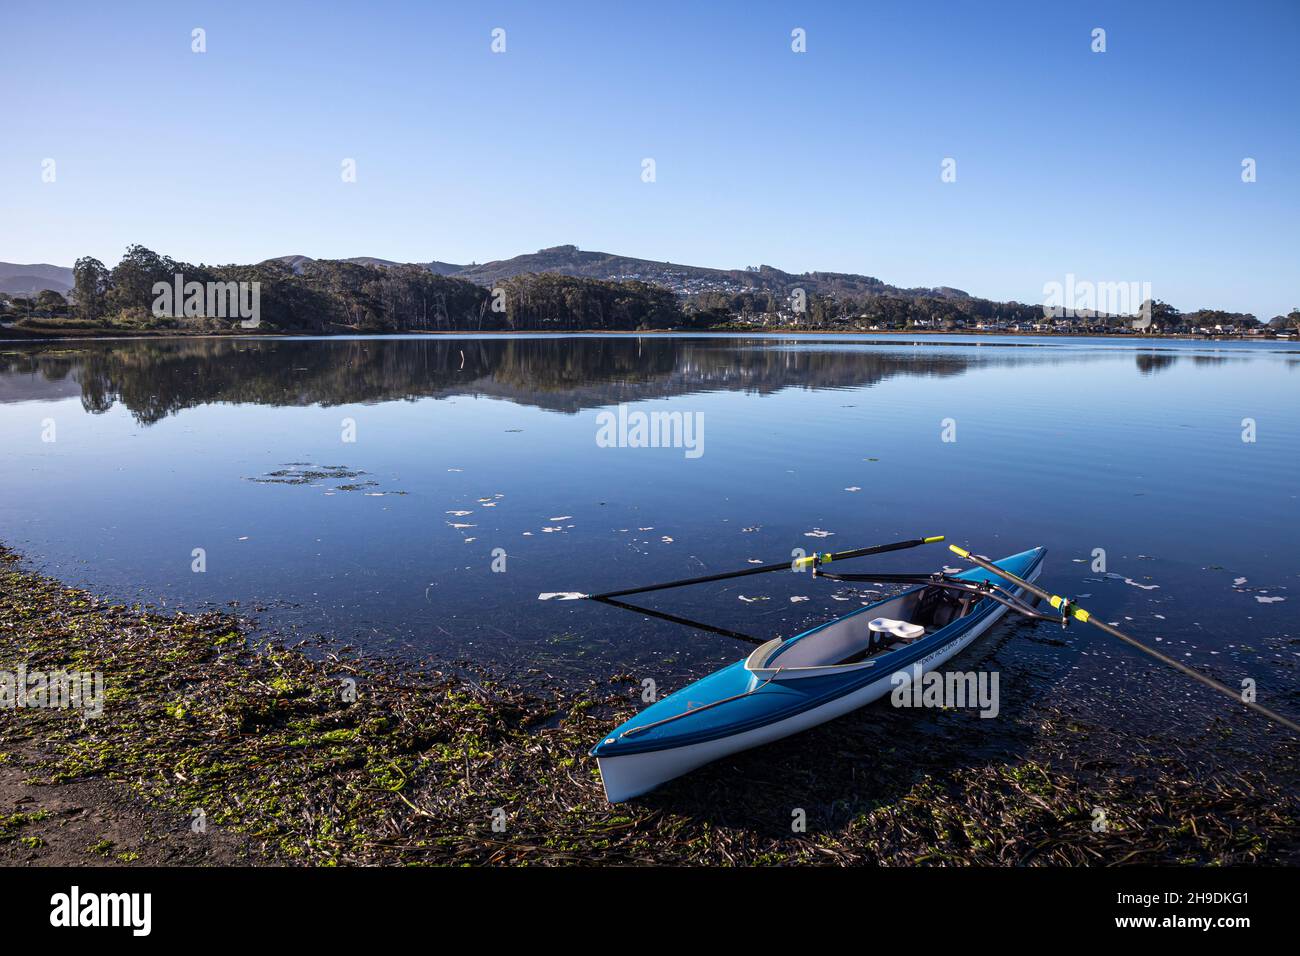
[1,545,1296,866]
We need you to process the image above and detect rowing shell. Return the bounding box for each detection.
[591,547,1045,802]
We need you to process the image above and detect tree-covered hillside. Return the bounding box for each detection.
[2,244,1291,336]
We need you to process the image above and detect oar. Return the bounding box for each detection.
[591,596,763,645]
[539,535,946,602]
[949,544,1300,735]
[818,569,1056,620]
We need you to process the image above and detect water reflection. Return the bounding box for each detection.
[1135,353,1178,375]
[2,336,991,424]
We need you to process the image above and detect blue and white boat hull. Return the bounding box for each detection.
[593,547,1045,803]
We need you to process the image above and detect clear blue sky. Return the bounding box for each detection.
[3,0,1296,317]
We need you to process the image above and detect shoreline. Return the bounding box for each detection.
[1,544,1296,866]
[3,324,1292,344]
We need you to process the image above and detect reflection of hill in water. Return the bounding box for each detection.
[3,336,1014,425]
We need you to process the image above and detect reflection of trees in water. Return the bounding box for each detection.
[1135,353,1179,375]
[1,337,997,425]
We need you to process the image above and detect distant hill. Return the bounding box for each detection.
[453,245,728,285]
[451,245,907,299]
[0,263,74,296]
[256,245,969,302]
[263,254,464,276]
[3,248,974,304]
[0,274,73,296]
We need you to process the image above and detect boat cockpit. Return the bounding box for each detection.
[744,584,980,679]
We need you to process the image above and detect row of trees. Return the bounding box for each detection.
[0,289,73,319]
[53,246,689,333]
[5,244,1293,335]
[686,289,1076,328]
[490,273,689,331]
[686,288,1298,332]
[1144,300,1279,331]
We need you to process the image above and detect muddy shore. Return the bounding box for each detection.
[1,545,1296,866]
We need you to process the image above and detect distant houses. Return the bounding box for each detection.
[705,307,1297,338]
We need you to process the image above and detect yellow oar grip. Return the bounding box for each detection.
[949,544,970,557]
[924,535,945,544]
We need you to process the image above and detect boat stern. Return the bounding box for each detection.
[592,732,723,804]
[590,660,764,802]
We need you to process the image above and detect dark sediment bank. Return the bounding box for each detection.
[1,544,1296,866]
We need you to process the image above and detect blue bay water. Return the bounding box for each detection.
[1,334,1296,741]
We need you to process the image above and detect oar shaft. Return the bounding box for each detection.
[1079,614,1300,735]
[947,545,1058,605]
[593,559,795,599]
[591,535,944,601]
[820,570,1055,620]
[591,596,763,645]
[800,536,947,568]
[949,545,1300,736]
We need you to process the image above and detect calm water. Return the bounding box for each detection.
[1,334,1297,738]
